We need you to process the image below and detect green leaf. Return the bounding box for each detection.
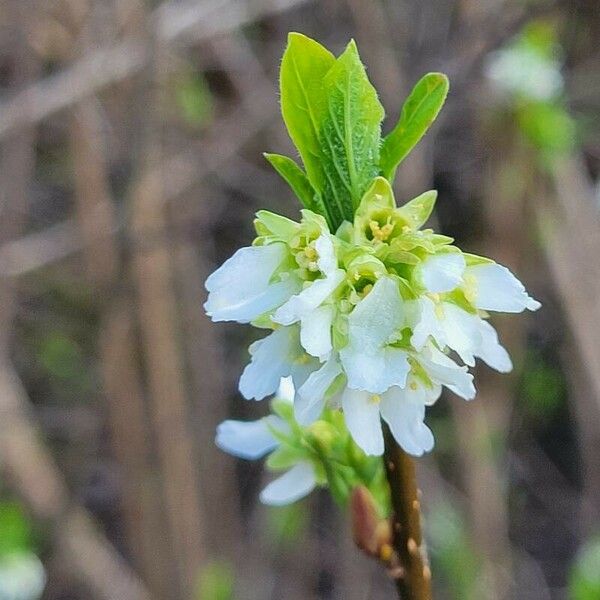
[263,153,325,217]
[280,33,335,195]
[320,40,384,222]
[380,73,449,181]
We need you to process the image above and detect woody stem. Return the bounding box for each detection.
[382,422,432,600]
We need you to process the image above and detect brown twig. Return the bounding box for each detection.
[383,424,432,600]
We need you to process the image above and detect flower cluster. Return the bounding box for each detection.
[205,176,540,458]
[216,379,388,510]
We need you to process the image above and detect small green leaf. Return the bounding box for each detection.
[397,190,437,230]
[320,40,384,221]
[380,73,449,181]
[280,33,335,195]
[263,153,323,215]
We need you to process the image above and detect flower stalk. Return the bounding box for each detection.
[383,423,432,600]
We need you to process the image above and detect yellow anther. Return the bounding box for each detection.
[409,381,418,391]
[304,245,317,260]
[294,354,311,365]
[369,219,394,242]
[369,394,381,404]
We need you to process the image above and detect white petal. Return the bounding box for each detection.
[341,388,384,456]
[205,243,298,323]
[340,277,408,393]
[476,320,513,373]
[273,270,345,325]
[277,376,295,403]
[418,253,466,293]
[468,264,541,313]
[342,346,410,394]
[259,462,317,506]
[417,345,476,400]
[300,305,334,358]
[439,303,481,366]
[345,277,405,350]
[379,386,434,457]
[315,234,338,276]
[216,417,284,459]
[410,297,447,350]
[239,327,299,400]
[290,356,321,392]
[295,358,342,425]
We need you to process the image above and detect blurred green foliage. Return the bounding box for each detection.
[0,502,34,558]
[176,72,213,129]
[266,502,309,547]
[569,536,600,599]
[197,562,234,600]
[428,501,480,599]
[521,350,566,420]
[487,21,576,160]
[39,331,85,382]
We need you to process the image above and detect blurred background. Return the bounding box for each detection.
[0,0,599,599]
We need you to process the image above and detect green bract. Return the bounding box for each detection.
[268,399,389,514]
[272,33,448,231]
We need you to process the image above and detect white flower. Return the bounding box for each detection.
[216,416,284,460]
[295,356,343,425]
[415,343,476,400]
[260,462,317,506]
[462,263,540,313]
[205,243,300,323]
[239,326,319,400]
[273,234,345,358]
[216,414,317,506]
[410,296,512,372]
[340,277,410,394]
[339,339,474,456]
[416,252,466,293]
[341,377,438,457]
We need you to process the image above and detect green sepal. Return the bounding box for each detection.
[254,209,299,241]
[397,190,437,230]
[355,176,396,214]
[380,72,449,181]
[266,445,306,471]
[464,252,495,266]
